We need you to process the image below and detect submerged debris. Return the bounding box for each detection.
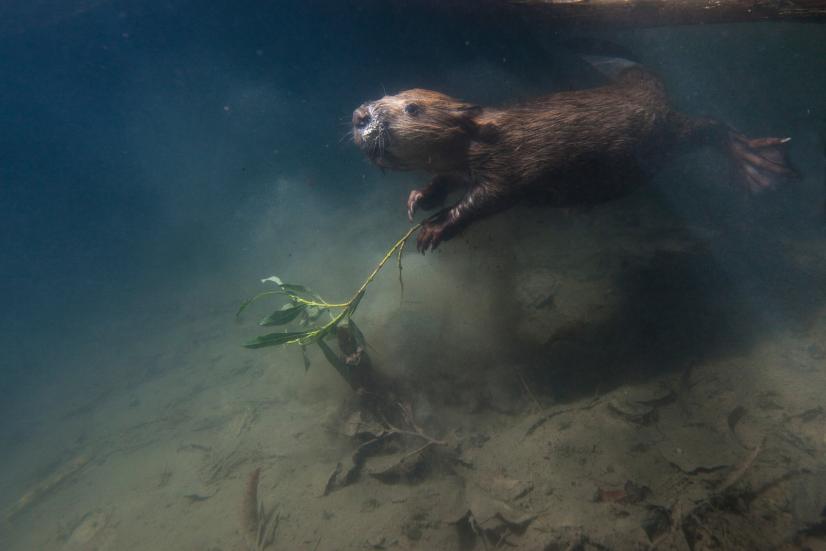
[240,468,279,551]
[323,401,449,495]
[593,480,651,505]
[451,483,537,549]
[4,453,91,521]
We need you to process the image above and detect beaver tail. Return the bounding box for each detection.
[562,37,642,81]
[580,55,641,80]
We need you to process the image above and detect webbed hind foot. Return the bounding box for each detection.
[728,131,798,193]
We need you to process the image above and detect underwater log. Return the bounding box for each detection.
[501,0,826,27]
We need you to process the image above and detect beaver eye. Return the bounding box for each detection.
[404,103,420,116]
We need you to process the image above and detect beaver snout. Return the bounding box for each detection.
[352,106,372,130]
[353,104,383,151]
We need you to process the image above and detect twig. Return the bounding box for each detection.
[241,468,261,542]
[717,437,763,493]
[399,441,436,463]
[397,235,407,305]
[495,528,511,548]
[519,371,541,410]
[322,463,343,497]
[240,468,280,551]
[259,510,279,551]
[653,437,766,549]
[524,397,603,438]
[388,402,446,446]
[468,513,490,551]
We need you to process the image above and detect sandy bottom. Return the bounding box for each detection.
[2,191,825,551]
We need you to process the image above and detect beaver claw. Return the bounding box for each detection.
[407,189,424,222]
[416,219,447,253]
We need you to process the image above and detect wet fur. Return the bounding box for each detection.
[353,68,796,252]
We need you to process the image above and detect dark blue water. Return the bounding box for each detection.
[1,2,825,549]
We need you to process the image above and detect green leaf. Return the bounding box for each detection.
[259,305,305,326]
[300,345,311,372]
[243,331,314,349]
[260,276,311,295]
[280,283,312,294]
[236,290,287,320]
[317,338,351,382]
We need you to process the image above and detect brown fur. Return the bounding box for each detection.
[352,68,796,252]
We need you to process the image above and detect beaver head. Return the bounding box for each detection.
[352,89,484,172]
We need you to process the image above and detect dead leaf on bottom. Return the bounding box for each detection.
[322,432,399,495]
[449,483,536,547]
[368,446,431,484]
[339,410,386,440]
[480,474,534,503]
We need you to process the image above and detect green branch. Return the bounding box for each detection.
[240,223,422,349]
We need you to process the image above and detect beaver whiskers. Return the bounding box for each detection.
[366,120,388,164]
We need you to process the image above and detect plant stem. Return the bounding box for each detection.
[292,223,422,345]
[350,223,422,303]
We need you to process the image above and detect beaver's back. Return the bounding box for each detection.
[468,68,672,204]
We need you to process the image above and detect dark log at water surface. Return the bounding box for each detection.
[500,0,826,27]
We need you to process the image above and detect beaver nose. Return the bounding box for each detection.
[353,107,371,129]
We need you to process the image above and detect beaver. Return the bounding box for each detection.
[352,58,797,253]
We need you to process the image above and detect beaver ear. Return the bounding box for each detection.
[453,105,498,143]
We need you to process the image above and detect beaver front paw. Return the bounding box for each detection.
[417,210,460,254]
[416,221,445,253]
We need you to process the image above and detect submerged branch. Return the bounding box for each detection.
[242,222,422,349]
